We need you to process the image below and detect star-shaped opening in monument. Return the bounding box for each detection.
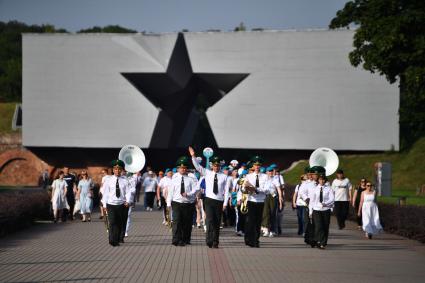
[121,33,249,149]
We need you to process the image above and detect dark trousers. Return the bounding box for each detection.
[145,192,155,208]
[313,209,331,246]
[107,204,124,246]
[161,196,167,219]
[121,205,129,241]
[244,201,264,246]
[236,206,246,233]
[222,205,236,227]
[171,201,194,245]
[355,205,362,226]
[296,206,305,235]
[303,208,314,245]
[204,197,223,246]
[334,201,349,229]
[63,196,75,221]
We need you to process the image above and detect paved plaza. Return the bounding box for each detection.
[0,204,424,283]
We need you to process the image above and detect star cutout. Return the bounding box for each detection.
[122,33,249,149]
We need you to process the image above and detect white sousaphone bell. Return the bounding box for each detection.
[309,147,339,176]
[118,145,146,173]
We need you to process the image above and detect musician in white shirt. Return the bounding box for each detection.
[189,146,229,249]
[167,156,199,246]
[244,156,270,248]
[309,174,335,249]
[102,160,131,247]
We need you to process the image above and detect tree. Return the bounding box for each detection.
[234,22,246,32]
[0,21,68,102]
[77,25,137,33]
[329,0,425,149]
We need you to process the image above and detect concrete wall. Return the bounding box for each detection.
[22,30,399,151]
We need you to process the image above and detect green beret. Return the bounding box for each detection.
[310,166,325,174]
[111,159,125,168]
[250,155,264,165]
[176,156,190,168]
[210,156,221,165]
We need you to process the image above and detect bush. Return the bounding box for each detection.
[0,188,51,237]
[377,203,425,243]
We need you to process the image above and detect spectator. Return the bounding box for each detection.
[77,170,94,222]
[63,167,77,221]
[352,178,367,230]
[51,171,69,223]
[358,181,383,239]
[143,170,158,211]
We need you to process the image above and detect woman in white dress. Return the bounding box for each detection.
[77,170,94,222]
[358,181,383,239]
[51,171,69,223]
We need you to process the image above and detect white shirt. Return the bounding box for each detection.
[300,179,317,202]
[294,182,307,206]
[309,184,334,216]
[166,173,199,206]
[158,176,173,195]
[143,176,158,193]
[100,175,110,195]
[331,178,352,201]
[264,176,277,197]
[192,157,230,205]
[245,172,269,202]
[273,175,285,189]
[102,175,132,207]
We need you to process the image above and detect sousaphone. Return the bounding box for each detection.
[118,145,146,173]
[309,147,339,176]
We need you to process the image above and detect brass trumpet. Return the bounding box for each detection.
[237,177,256,214]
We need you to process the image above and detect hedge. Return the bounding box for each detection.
[0,188,51,237]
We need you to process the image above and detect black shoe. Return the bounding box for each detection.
[207,242,213,248]
[178,242,185,247]
[368,234,372,239]
[318,245,326,249]
[310,242,317,248]
[212,242,219,248]
[255,243,260,248]
[185,241,191,245]
[119,239,124,243]
[172,242,179,246]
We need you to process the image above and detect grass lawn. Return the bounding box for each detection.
[0,102,19,133]
[283,137,425,206]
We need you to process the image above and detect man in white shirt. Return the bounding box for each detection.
[143,171,158,211]
[331,169,352,230]
[102,160,131,247]
[158,168,173,224]
[300,166,323,247]
[244,156,270,248]
[167,156,198,246]
[189,146,229,249]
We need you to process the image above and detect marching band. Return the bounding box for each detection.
[77,145,380,250]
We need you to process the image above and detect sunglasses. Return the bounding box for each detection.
[366,184,372,187]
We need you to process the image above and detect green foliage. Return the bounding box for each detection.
[329,0,425,149]
[0,21,69,103]
[0,103,18,133]
[234,22,246,32]
[77,25,137,33]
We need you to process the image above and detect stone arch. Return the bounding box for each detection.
[0,148,51,186]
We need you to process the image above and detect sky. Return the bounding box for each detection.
[0,0,349,33]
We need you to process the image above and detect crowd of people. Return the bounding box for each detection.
[47,148,383,248]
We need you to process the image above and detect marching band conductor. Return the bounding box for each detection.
[189,146,230,248]
[102,160,132,247]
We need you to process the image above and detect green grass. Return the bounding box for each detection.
[283,137,425,206]
[0,103,19,133]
